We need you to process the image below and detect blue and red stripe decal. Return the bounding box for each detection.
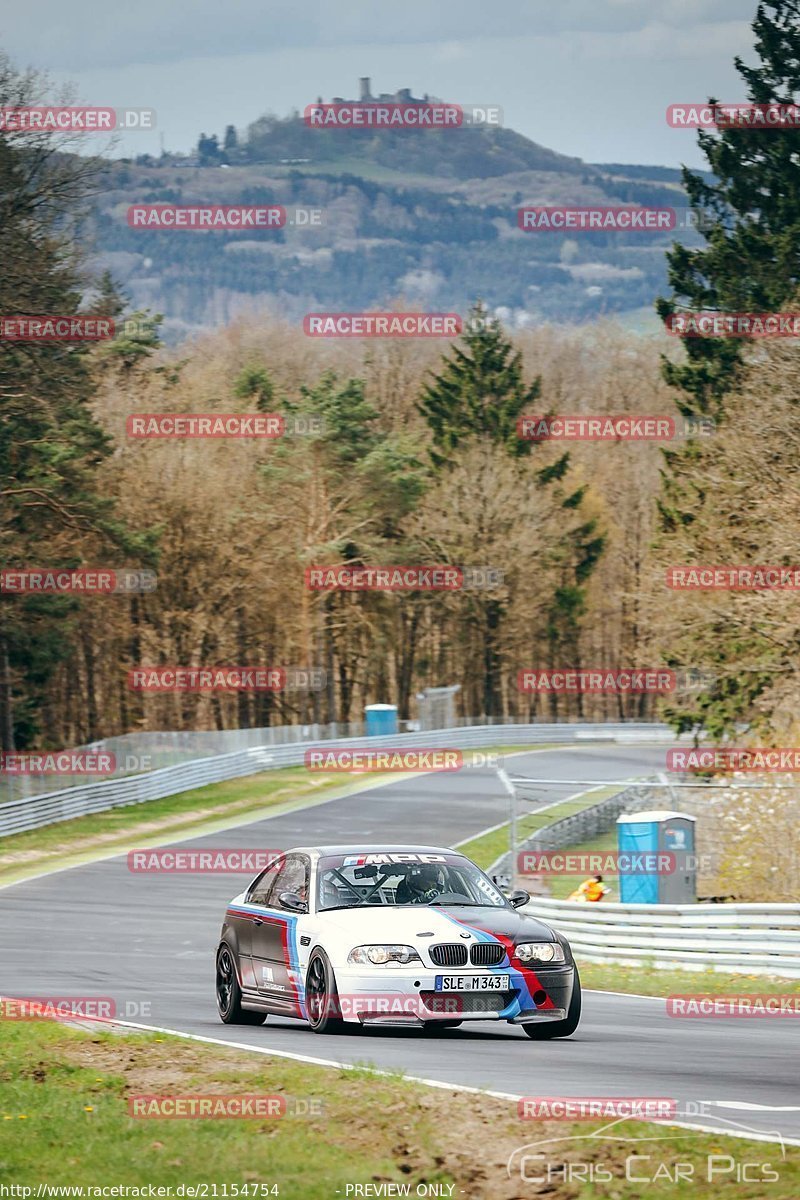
[437,911,556,1017]
[226,904,307,1018]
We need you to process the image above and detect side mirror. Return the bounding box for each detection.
[508,889,530,909]
[278,891,307,914]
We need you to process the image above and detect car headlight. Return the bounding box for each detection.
[514,942,565,964]
[347,944,422,966]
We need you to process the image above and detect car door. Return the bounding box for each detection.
[250,853,310,1014]
[234,857,286,992]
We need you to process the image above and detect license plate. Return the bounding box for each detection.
[434,974,511,992]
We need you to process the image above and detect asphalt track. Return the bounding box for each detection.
[1,743,798,1149]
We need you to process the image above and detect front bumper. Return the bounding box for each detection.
[332,964,574,1025]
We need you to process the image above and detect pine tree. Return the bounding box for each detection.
[417,304,604,716]
[656,1,800,419]
[234,365,274,411]
[89,273,162,372]
[653,5,800,730]
[417,302,542,465]
[0,55,151,748]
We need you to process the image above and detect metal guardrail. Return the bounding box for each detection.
[489,780,664,879]
[525,896,800,978]
[513,782,663,854]
[0,722,673,839]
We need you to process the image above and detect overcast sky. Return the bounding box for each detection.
[0,0,761,167]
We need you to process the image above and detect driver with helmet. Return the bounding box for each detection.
[396,863,446,904]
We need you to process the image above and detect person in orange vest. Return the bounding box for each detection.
[568,873,611,903]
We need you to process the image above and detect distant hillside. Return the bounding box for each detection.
[590,163,716,186]
[239,114,586,181]
[91,85,703,342]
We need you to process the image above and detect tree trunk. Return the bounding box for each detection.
[82,626,99,740]
[0,633,14,751]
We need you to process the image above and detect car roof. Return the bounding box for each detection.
[287,844,464,857]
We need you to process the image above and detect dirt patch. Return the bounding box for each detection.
[54,1029,659,1200]
[64,1035,268,1094]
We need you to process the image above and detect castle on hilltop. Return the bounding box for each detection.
[321,78,439,106]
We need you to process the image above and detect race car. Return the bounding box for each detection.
[215,844,581,1038]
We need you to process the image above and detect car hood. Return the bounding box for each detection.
[314,904,558,944]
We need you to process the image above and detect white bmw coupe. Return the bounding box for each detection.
[216,844,581,1039]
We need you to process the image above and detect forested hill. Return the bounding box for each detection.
[89,98,705,342]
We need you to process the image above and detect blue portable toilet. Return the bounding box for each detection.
[365,703,398,736]
[616,810,697,904]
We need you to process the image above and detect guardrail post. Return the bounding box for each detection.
[496,767,517,882]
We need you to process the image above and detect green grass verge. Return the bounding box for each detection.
[580,961,800,996]
[1,766,330,857]
[1,1021,796,1197]
[0,1021,452,1194]
[0,744,562,888]
[0,767,357,888]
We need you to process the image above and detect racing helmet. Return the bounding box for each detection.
[407,864,444,893]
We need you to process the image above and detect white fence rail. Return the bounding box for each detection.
[526,897,800,977]
[0,722,672,839]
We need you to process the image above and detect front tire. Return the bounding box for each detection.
[306,950,345,1034]
[522,969,581,1040]
[216,945,267,1025]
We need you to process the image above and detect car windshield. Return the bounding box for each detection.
[316,852,508,912]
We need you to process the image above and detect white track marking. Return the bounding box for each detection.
[61,1012,800,1149]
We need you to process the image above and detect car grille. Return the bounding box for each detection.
[470,943,506,966]
[429,943,468,967]
[420,991,513,1015]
